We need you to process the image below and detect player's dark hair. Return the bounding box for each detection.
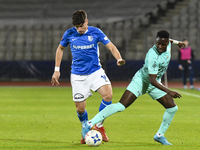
[72,10,87,26]
[156,30,169,39]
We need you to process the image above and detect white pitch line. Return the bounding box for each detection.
[172,89,200,98]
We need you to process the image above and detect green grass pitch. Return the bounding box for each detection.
[0,86,199,150]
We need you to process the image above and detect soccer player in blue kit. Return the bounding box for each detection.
[51,10,125,144]
[82,30,185,145]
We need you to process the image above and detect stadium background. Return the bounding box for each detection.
[0,0,199,83]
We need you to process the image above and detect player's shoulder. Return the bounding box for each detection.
[145,45,159,60]
[88,26,102,33]
[166,42,171,53]
[88,26,99,30]
[148,45,158,55]
[64,27,76,35]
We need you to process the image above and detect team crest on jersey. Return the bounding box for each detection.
[88,36,93,41]
[152,61,157,68]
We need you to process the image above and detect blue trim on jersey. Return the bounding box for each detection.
[60,26,110,75]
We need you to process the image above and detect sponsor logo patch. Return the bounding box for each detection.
[74,93,84,99]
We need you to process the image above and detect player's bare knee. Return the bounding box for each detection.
[102,92,112,102]
[76,107,85,114]
[75,103,86,114]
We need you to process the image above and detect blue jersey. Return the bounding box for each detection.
[60,26,110,75]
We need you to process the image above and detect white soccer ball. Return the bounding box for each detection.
[85,130,102,146]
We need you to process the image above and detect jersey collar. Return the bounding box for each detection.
[75,27,89,35]
[153,45,161,55]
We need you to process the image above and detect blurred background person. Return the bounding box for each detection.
[178,39,195,89]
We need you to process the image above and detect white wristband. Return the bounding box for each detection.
[55,67,60,72]
[117,59,123,62]
[172,40,179,44]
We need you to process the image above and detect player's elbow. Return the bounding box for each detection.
[149,79,157,86]
[149,74,158,86]
[57,44,65,51]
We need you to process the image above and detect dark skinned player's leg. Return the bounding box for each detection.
[119,90,137,108]
[157,94,176,108]
[154,94,178,144]
[88,90,137,128]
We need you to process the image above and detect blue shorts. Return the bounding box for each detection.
[127,71,167,100]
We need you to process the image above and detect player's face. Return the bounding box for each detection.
[75,19,88,34]
[183,40,189,47]
[156,37,169,53]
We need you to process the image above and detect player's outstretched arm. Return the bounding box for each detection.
[105,42,125,66]
[149,74,182,98]
[167,90,182,98]
[51,44,64,86]
[169,39,185,48]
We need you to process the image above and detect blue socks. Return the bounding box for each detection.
[96,99,112,127]
[99,99,112,112]
[77,110,88,123]
[158,105,178,135]
[77,99,112,124]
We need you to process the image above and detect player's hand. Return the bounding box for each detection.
[51,71,60,86]
[168,91,182,98]
[187,60,191,64]
[178,64,183,70]
[178,42,185,49]
[117,59,126,66]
